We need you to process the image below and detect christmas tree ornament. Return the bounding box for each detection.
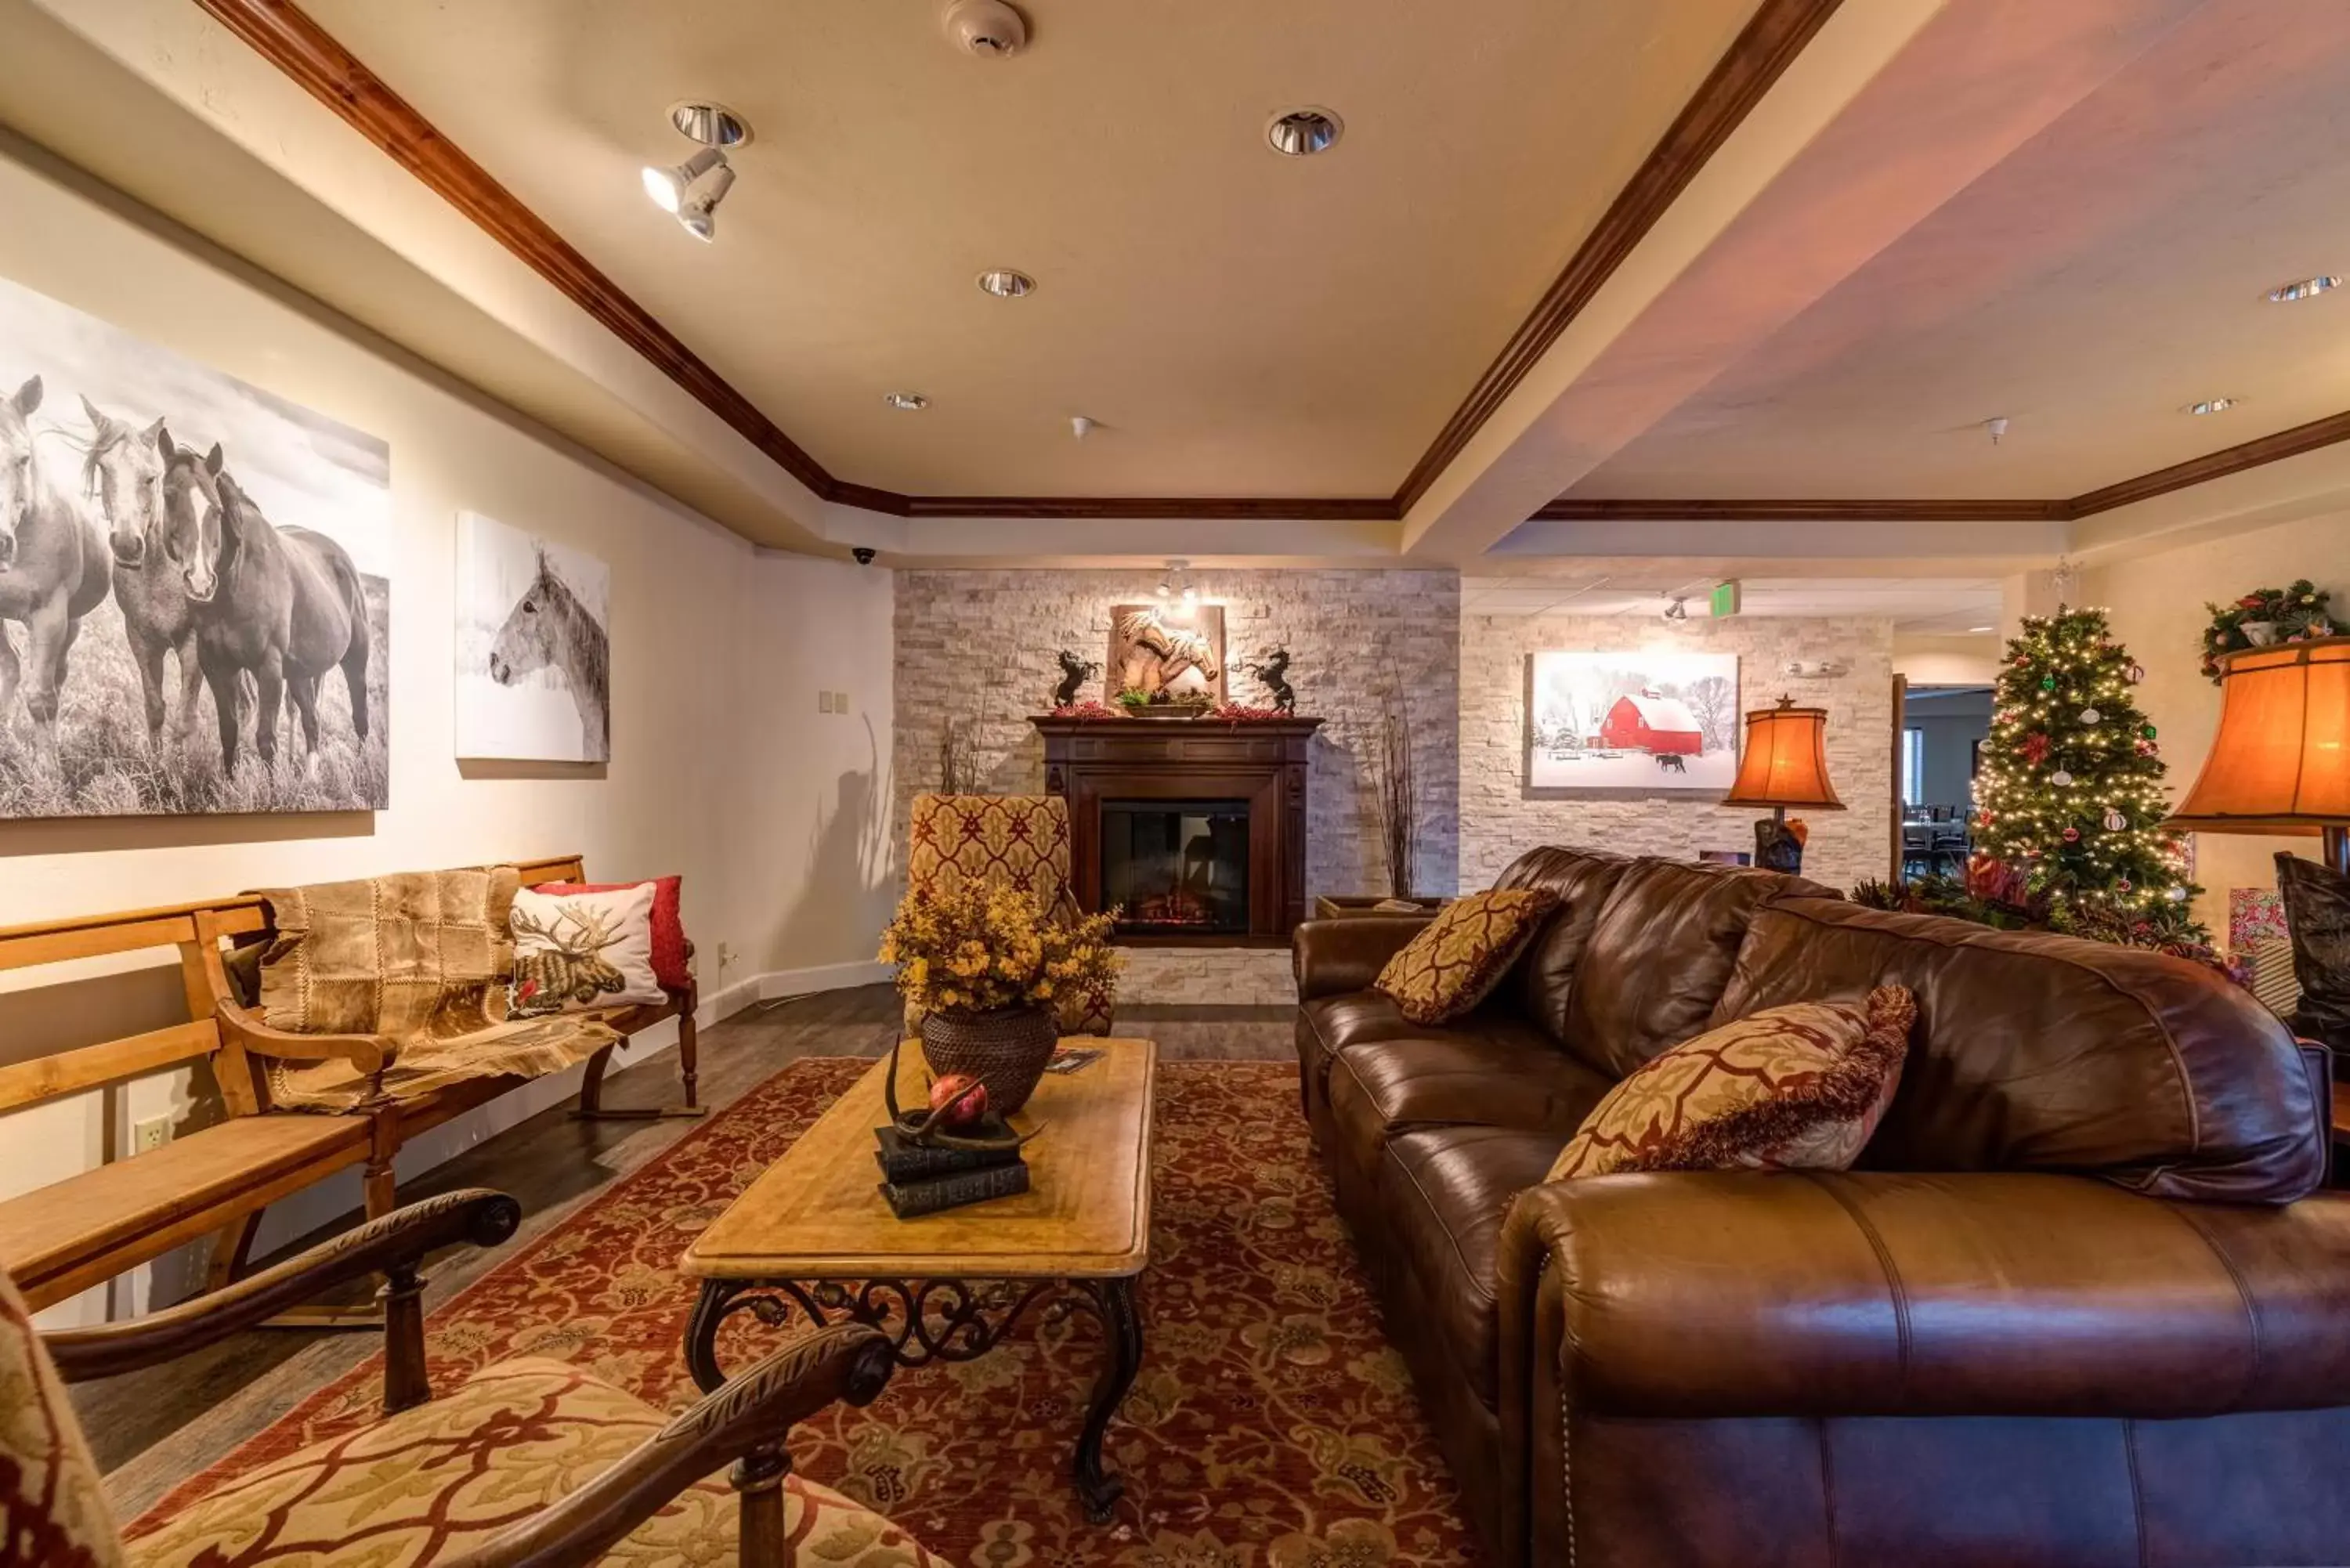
[2126,662,2146,684]
[2063,826,2081,843]
[2115,878,2131,893]
[2051,769,2073,786]
[2141,724,2157,739]
[2103,809,2128,831]
[2022,732,2053,765]
[2079,707,2101,724]
[2041,675,2057,691]
[2165,887,2186,902]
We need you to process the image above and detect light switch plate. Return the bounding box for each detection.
[817,691,833,714]
[834,692,851,714]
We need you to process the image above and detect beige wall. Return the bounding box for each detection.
[0,138,893,1322]
[1461,613,1897,894]
[2084,514,2350,938]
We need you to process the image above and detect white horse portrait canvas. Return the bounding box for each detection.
[456,511,610,763]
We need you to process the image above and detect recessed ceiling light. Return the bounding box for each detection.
[2268,274,2341,303]
[1969,625,1996,633]
[977,269,1036,298]
[1267,108,1343,157]
[883,392,929,411]
[2185,397,2239,415]
[667,102,751,149]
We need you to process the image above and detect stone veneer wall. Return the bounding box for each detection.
[892,569,1461,901]
[1459,612,1897,895]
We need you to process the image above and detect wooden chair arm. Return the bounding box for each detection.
[44,1188,519,1409]
[440,1323,896,1568]
[217,995,397,1073]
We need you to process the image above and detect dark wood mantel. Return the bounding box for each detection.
[1031,716,1323,943]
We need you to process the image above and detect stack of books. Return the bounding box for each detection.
[873,1123,1030,1218]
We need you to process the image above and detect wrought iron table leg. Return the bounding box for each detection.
[1072,1275,1143,1524]
[687,1278,747,1394]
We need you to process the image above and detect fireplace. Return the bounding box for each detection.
[1031,714,1321,945]
[1101,799,1251,935]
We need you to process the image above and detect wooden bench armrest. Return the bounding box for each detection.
[217,996,397,1073]
[440,1323,895,1568]
[44,1188,519,1410]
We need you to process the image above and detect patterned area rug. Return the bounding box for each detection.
[132,1059,1478,1566]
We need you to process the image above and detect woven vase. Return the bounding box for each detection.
[919,1004,1059,1115]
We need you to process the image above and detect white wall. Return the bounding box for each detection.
[0,139,893,1322]
[2084,514,2350,938]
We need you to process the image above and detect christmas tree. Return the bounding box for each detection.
[1971,605,2207,945]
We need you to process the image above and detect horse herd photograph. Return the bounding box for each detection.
[0,273,391,820]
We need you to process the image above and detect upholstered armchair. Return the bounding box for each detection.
[9,1189,942,1568]
[905,792,1115,1035]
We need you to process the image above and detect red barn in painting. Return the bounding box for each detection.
[1599,692,1704,755]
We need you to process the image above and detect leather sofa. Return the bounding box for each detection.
[1293,846,2350,1568]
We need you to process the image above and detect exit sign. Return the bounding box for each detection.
[1710,580,1741,617]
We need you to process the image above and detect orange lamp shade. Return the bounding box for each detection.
[2164,634,2350,835]
[1720,699,1846,811]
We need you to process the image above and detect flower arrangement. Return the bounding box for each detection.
[1207,702,1289,722]
[1048,700,1126,721]
[2201,580,2333,681]
[878,881,1120,1017]
[1115,685,1211,714]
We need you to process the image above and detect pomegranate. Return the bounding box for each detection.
[927,1073,989,1129]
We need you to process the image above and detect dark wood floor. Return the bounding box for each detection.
[83,985,1295,1519]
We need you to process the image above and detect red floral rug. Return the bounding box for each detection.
[132,1059,1478,1566]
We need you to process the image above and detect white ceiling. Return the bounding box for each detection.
[1460,574,2003,634]
[296,0,1762,499]
[1566,0,2350,502]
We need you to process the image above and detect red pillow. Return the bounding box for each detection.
[531,875,689,993]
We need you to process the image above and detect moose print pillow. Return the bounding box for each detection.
[508,883,663,1017]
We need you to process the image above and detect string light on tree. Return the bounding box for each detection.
[1972,605,2207,945]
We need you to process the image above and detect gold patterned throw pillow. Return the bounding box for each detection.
[1375,888,1559,1025]
[1547,985,1917,1181]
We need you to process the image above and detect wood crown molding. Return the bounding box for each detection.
[1391,0,1846,515]
[189,0,2350,535]
[1538,408,2350,523]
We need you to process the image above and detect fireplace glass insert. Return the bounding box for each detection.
[1100,799,1251,935]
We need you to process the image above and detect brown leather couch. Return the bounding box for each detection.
[1294,846,2349,1568]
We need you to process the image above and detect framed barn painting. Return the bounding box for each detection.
[0,273,390,818]
[1528,650,1739,793]
[456,511,611,763]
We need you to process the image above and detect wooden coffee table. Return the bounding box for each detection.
[680,1037,1156,1522]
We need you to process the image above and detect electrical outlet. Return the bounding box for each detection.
[133,1114,172,1154]
[816,691,833,714]
[718,941,736,972]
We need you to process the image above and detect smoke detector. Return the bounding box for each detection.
[943,0,1027,58]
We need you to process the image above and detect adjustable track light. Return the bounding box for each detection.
[678,164,736,242]
[641,146,726,215]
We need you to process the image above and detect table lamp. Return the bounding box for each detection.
[2163,635,2349,1049]
[1720,696,1845,874]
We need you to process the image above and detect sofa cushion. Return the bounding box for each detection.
[1548,987,1914,1180]
[1716,896,2328,1203]
[1564,859,1835,1078]
[1381,1126,1567,1410]
[1326,1023,1611,1195]
[123,1357,942,1568]
[1376,889,1558,1025]
[1495,846,1636,1044]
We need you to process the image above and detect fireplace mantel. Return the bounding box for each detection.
[1030,716,1323,944]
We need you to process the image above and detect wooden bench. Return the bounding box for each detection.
[0,855,699,1314]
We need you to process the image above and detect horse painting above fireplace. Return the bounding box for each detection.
[1108,603,1224,703]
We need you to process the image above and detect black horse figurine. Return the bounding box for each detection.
[1244,647,1296,713]
[1052,649,1101,708]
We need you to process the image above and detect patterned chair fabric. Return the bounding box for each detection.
[0,1267,125,1568]
[906,793,1115,1035]
[122,1358,944,1568]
